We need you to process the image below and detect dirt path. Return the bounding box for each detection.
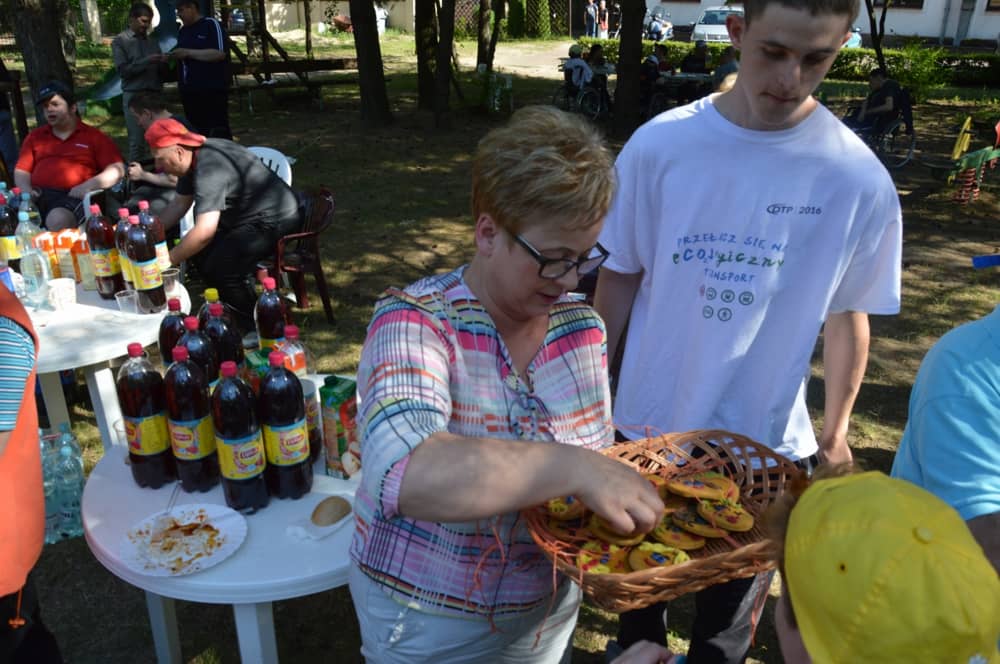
[455,40,573,79]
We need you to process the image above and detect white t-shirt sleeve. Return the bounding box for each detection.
[828,176,902,315]
[600,139,646,275]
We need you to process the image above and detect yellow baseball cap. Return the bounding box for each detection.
[784,471,1000,663]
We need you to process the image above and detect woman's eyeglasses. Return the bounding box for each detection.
[512,233,610,280]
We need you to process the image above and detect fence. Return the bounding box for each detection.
[455,0,572,39]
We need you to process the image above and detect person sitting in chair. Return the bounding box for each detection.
[564,44,593,95]
[14,81,125,230]
[124,92,192,220]
[844,68,901,137]
[146,118,301,333]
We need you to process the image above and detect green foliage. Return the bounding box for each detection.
[892,43,948,102]
[828,45,1000,91]
[525,0,551,38]
[508,0,526,37]
[578,37,726,65]
[97,0,132,35]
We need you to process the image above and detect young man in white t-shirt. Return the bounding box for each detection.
[594,0,903,659]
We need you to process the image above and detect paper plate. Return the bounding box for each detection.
[120,503,248,577]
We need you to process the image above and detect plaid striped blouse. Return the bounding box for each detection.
[350,267,613,619]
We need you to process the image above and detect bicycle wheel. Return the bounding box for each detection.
[578,88,601,120]
[878,128,916,170]
[551,86,570,111]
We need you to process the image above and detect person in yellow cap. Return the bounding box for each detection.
[768,468,1000,664]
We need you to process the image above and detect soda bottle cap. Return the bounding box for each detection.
[209,302,223,316]
[118,207,129,218]
[89,204,101,214]
[262,277,276,290]
[20,192,29,200]
[284,324,299,339]
[324,375,339,386]
[128,215,140,225]
[127,342,144,357]
[0,194,7,205]
[183,316,198,330]
[204,288,219,302]
[10,187,19,195]
[268,351,286,367]
[220,361,237,377]
[17,211,27,221]
[167,297,181,311]
[172,345,189,362]
[138,200,149,210]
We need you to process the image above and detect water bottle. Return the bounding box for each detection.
[39,432,61,544]
[54,445,84,538]
[17,211,49,308]
[19,191,41,226]
[58,422,84,473]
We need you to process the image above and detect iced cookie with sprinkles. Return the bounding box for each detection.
[547,495,587,521]
[671,505,728,538]
[577,540,630,574]
[589,513,647,546]
[543,516,591,541]
[665,471,738,501]
[651,514,706,550]
[627,541,691,571]
[697,499,754,532]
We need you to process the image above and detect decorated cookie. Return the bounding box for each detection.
[543,516,591,541]
[547,495,587,521]
[644,473,670,499]
[577,540,630,574]
[671,505,728,538]
[651,515,706,550]
[697,499,755,532]
[665,471,739,502]
[627,541,691,571]
[589,513,647,546]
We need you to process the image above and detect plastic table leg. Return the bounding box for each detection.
[84,363,122,450]
[233,602,279,663]
[145,591,182,664]
[37,370,71,433]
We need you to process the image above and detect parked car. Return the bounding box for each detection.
[690,5,743,44]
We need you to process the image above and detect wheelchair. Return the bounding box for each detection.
[844,88,916,170]
[550,69,603,121]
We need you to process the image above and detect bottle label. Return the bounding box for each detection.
[283,349,307,376]
[216,430,266,480]
[262,418,309,466]
[1,235,19,261]
[258,336,284,353]
[305,394,320,435]
[120,254,134,284]
[168,414,216,460]
[322,403,347,478]
[124,413,170,455]
[155,241,171,272]
[90,247,122,277]
[133,257,163,290]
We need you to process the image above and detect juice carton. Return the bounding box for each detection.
[320,376,357,478]
[33,231,61,278]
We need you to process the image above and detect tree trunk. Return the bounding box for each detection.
[476,0,491,68]
[56,0,77,73]
[434,0,456,128]
[304,0,313,58]
[611,0,644,137]
[486,0,505,68]
[12,0,74,123]
[864,0,889,70]
[349,0,393,128]
[415,0,438,110]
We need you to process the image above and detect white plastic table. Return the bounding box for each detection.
[82,446,360,663]
[30,285,164,444]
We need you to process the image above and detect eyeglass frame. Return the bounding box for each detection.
[510,232,610,280]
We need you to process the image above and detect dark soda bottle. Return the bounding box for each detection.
[0,194,19,272]
[126,215,166,313]
[197,287,238,329]
[254,277,287,352]
[116,342,177,489]
[137,199,171,273]
[115,208,134,289]
[203,302,245,367]
[258,351,312,499]
[158,298,187,367]
[84,204,126,299]
[177,316,218,386]
[212,361,269,513]
[164,345,220,492]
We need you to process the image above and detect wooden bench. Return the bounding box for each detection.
[230,58,360,111]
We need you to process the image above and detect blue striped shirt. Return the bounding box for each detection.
[0,317,35,431]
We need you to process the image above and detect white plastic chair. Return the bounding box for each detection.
[247,146,293,186]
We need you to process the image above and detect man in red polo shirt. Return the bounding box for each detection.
[14,81,125,231]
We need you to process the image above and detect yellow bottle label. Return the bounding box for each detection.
[258,336,284,353]
[168,415,216,460]
[1,236,20,261]
[305,395,320,435]
[216,430,266,480]
[90,247,122,277]
[262,418,309,466]
[133,257,162,290]
[121,254,134,284]
[124,413,170,455]
[155,241,171,272]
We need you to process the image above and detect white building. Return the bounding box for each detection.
[650,0,1000,44]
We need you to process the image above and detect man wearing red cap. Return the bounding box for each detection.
[14,81,125,230]
[145,118,301,331]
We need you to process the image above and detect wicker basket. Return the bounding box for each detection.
[523,430,803,613]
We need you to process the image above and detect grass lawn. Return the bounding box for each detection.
[20,35,1000,663]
